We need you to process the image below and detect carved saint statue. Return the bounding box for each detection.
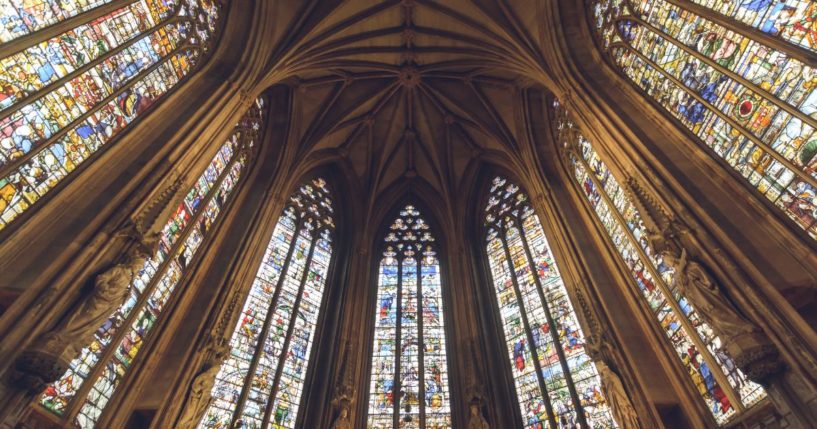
[330,402,352,429]
[176,341,230,429]
[36,248,149,361]
[468,403,490,429]
[662,248,756,338]
[597,361,640,429]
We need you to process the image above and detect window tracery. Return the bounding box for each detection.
[37,97,263,428]
[590,0,817,238]
[199,177,336,429]
[0,0,224,231]
[554,98,766,424]
[483,176,615,429]
[367,205,452,429]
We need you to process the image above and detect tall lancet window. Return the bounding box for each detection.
[0,0,224,231]
[591,0,817,238]
[554,99,766,424]
[483,176,615,429]
[367,205,452,429]
[200,178,335,429]
[38,98,265,428]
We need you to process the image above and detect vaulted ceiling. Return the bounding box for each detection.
[256,0,562,207]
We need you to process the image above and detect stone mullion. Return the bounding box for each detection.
[608,38,817,192]
[59,140,249,422]
[572,151,745,412]
[625,14,817,133]
[513,215,589,429]
[0,0,139,60]
[0,42,198,181]
[0,15,186,124]
[229,215,305,424]
[498,226,559,429]
[416,255,425,427]
[393,257,404,429]
[260,230,319,428]
[659,0,817,67]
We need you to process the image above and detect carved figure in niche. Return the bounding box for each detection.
[662,248,757,339]
[177,340,230,429]
[468,402,490,429]
[35,246,150,362]
[597,361,640,429]
[330,401,351,429]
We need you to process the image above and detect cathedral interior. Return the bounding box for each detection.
[2,0,817,428]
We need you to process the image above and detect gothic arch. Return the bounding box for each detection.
[357,187,463,428]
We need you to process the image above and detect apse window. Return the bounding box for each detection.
[483,176,616,428]
[367,205,452,429]
[200,178,335,429]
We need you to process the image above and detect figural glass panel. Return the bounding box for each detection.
[367,205,452,429]
[590,0,817,239]
[0,0,224,231]
[554,98,766,425]
[199,177,335,429]
[483,176,615,429]
[38,97,265,428]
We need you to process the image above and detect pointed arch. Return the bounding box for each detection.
[365,201,454,429]
[553,97,766,424]
[37,97,266,428]
[0,0,227,231]
[589,0,817,239]
[198,175,338,429]
[477,170,616,428]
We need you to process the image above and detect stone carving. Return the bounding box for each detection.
[663,249,757,338]
[330,405,351,429]
[176,338,231,429]
[132,172,185,242]
[10,176,186,392]
[597,361,640,429]
[330,341,355,428]
[12,245,150,392]
[467,398,490,429]
[623,177,784,383]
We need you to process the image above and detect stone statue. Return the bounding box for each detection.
[597,361,640,429]
[330,402,351,429]
[36,247,149,364]
[176,340,230,429]
[662,248,756,338]
[468,402,490,429]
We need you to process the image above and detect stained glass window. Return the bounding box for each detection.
[554,98,766,425]
[483,176,615,429]
[367,205,452,429]
[590,0,817,238]
[198,177,335,429]
[38,97,265,428]
[0,0,224,231]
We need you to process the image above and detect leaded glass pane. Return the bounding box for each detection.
[0,0,224,231]
[199,177,335,429]
[38,97,265,428]
[590,0,817,238]
[483,176,615,429]
[367,205,452,429]
[554,98,766,425]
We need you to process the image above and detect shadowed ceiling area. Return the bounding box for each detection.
[258,0,557,204]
